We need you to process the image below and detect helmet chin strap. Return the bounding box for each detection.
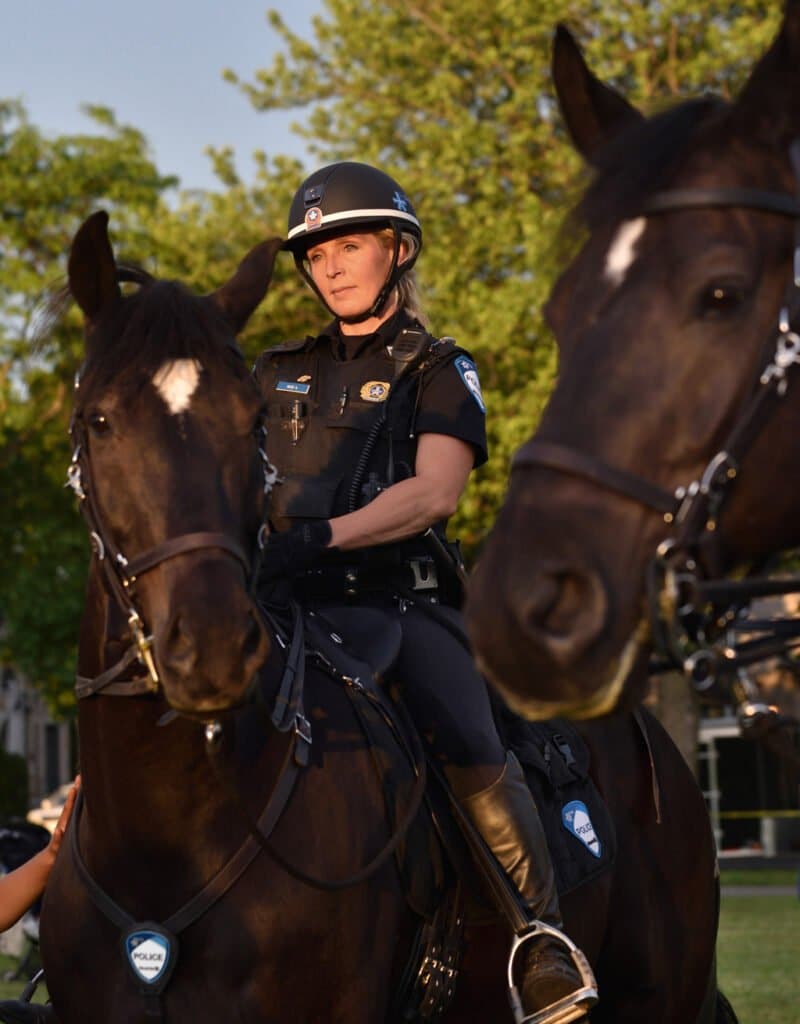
[295,224,414,325]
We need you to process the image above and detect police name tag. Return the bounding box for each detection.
[276,380,311,394]
[561,800,602,858]
[122,922,179,994]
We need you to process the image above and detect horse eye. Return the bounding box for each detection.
[697,282,749,318]
[87,411,111,435]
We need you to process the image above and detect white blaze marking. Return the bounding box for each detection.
[604,217,646,286]
[153,359,201,415]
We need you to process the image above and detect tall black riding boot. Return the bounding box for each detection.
[460,752,597,1024]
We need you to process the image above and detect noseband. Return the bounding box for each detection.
[512,142,800,698]
[66,381,277,699]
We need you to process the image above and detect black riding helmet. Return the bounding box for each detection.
[285,162,422,324]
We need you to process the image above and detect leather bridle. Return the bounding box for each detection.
[512,142,800,698]
[66,373,278,699]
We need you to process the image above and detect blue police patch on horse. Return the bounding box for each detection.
[454,356,485,412]
[561,800,602,858]
[123,923,179,993]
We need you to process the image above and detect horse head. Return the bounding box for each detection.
[467,1,800,720]
[68,211,283,714]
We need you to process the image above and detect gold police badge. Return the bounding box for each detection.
[360,381,391,402]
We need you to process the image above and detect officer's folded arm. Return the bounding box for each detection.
[328,432,474,551]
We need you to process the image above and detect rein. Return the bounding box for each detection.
[513,142,800,711]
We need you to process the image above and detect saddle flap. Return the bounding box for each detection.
[305,605,402,682]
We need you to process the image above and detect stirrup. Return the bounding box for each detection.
[507,921,598,1024]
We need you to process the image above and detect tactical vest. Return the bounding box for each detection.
[254,327,461,555]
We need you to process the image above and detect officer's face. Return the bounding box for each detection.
[306,231,396,322]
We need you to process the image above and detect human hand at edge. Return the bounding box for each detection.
[48,775,81,859]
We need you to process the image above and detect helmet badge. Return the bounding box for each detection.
[304,207,323,231]
[392,190,409,212]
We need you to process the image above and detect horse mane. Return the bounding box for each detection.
[576,96,729,231]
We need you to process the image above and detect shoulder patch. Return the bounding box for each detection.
[453,355,486,413]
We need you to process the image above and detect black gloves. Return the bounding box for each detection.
[258,520,333,584]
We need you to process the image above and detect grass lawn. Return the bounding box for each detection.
[0,951,46,1004]
[720,868,797,888]
[717,892,799,1024]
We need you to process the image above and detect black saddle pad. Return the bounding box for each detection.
[498,709,616,896]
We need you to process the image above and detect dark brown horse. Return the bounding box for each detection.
[467,2,800,727]
[38,213,726,1024]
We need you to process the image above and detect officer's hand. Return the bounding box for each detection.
[258,521,333,584]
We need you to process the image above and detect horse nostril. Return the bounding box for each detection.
[162,613,197,672]
[519,566,607,667]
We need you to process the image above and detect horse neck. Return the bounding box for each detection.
[75,564,264,868]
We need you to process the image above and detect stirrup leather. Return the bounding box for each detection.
[507,922,598,1024]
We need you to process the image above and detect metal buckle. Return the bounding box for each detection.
[293,714,313,766]
[128,612,160,691]
[409,557,438,591]
[65,455,86,500]
[344,568,358,597]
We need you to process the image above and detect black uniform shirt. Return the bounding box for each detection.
[254,311,487,533]
[318,311,489,467]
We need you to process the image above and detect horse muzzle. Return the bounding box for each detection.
[153,579,270,714]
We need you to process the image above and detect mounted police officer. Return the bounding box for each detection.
[255,161,596,1023]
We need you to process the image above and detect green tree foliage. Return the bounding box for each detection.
[229,0,780,550]
[0,102,177,712]
[148,149,321,358]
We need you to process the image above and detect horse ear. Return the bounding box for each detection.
[68,210,121,324]
[729,0,800,147]
[212,238,284,333]
[552,24,644,165]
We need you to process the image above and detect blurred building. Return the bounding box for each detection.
[697,595,800,858]
[0,666,71,805]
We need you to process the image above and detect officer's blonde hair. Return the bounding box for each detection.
[377,228,429,328]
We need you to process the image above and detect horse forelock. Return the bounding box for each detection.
[79,273,245,403]
[577,96,729,232]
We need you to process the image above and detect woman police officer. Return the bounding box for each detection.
[254,161,595,1023]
